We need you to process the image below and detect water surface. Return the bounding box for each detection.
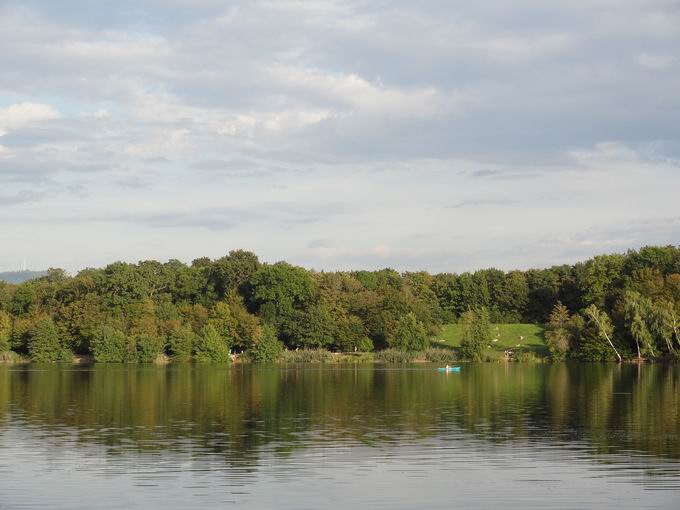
[0,363,679,508]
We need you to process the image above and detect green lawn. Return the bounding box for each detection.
[433,323,548,359]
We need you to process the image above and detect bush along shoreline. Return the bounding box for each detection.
[1,245,680,364]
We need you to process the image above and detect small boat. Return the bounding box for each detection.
[437,366,461,372]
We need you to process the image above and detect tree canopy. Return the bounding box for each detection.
[0,245,679,362]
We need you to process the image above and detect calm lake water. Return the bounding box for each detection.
[0,363,679,509]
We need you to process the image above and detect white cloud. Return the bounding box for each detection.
[0,102,60,135]
[568,141,642,168]
[0,1,678,272]
[265,64,459,117]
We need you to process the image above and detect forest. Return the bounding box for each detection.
[0,245,679,363]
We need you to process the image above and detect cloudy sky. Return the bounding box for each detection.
[0,0,679,274]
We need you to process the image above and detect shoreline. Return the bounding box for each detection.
[1,350,675,365]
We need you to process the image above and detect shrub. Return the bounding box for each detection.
[194,324,231,362]
[136,333,166,362]
[375,348,416,363]
[280,348,333,363]
[514,350,542,363]
[424,347,457,363]
[246,325,284,363]
[0,351,27,363]
[28,317,72,362]
[168,326,196,361]
[91,325,132,362]
[342,352,375,363]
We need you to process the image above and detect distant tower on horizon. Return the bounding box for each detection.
[22,259,27,272]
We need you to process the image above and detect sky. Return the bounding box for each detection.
[0,0,679,274]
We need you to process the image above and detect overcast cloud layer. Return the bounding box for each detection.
[1,0,679,273]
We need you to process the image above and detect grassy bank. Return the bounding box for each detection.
[433,323,548,360]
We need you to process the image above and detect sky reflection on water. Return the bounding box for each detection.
[0,363,679,509]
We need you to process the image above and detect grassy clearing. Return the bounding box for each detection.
[433,323,548,360]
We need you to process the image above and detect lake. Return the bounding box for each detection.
[0,363,679,509]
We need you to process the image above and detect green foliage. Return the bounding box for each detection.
[579,254,625,308]
[333,315,372,352]
[9,285,36,315]
[209,250,260,299]
[249,262,316,327]
[545,302,572,361]
[194,324,231,362]
[135,333,166,362]
[459,307,490,361]
[2,246,680,363]
[287,304,338,348]
[226,291,261,351]
[0,310,11,352]
[0,350,26,363]
[514,351,542,363]
[648,300,678,354]
[28,316,72,362]
[390,312,429,352]
[424,347,457,363]
[581,305,621,362]
[374,348,416,363]
[10,316,34,352]
[246,325,284,363]
[280,348,333,363]
[208,301,238,346]
[91,325,132,362]
[168,326,196,361]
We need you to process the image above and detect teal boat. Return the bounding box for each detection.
[438,366,460,372]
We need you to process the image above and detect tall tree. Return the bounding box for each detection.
[584,305,621,362]
[459,307,490,361]
[545,302,572,360]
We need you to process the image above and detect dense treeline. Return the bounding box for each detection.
[0,246,679,362]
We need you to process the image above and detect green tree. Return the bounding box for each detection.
[225,291,261,352]
[0,310,11,352]
[390,313,428,352]
[649,300,678,354]
[96,262,149,308]
[28,316,71,362]
[246,324,284,362]
[90,325,132,362]
[578,254,624,308]
[583,305,621,362]
[623,292,655,359]
[168,326,197,361]
[135,333,166,362]
[209,250,261,299]
[194,324,231,362]
[545,302,572,360]
[9,284,37,316]
[287,304,338,349]
[459,307,490,361]
[208,301,238,345]
[249,262,317,335]
[334,315,372,352]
